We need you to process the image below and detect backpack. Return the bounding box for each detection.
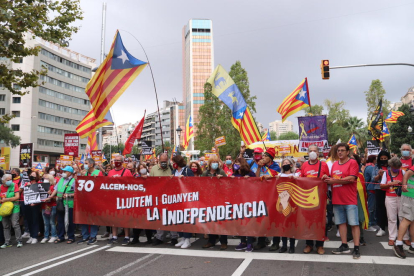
[0,184,16,217]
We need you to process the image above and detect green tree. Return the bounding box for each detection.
[389,104,413,153]
[195,61,257,159]
[102,143,125,159]
[270,131,277,141]
[0,0,83,96]
[324,99,351,144]
[278,131,299,140]
[303,104,324,116]
[365,79,391,124]
[0,124,21,147]
[155,141,171,158]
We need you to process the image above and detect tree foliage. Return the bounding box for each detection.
[0,0,83,96]
[278,131,299,140]
[270,131,277,141]
[102,143,125,159]
[365,79,391,124]
[0,124,21,147]
[195,61,257,159]
[303,104,324,116]
[389,104,413,154]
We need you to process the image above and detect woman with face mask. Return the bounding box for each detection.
[201,155,227,250]
[373,150,391,237]
[24,171,42,244]
[135,164,149,178]
[40,174,57,244]
[189,162,202,177]
[0,174,22,248]
[273,158,299,254]
[47,167,60,184]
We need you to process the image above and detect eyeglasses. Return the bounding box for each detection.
[337,149,347,152]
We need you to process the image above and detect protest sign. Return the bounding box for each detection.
[247,140,306,158]
[367,140,381,156]
[74,177,327,240]
[91,150,102,165]
[204,153,218,161]
[24,182,50,205]
[64,133,79,157]
[1,147,10,170]
[0,156,5,169]
[60,155,73,166]
[297,116,329,152]
[19,143,33,168]
[139,141,153,155]
[215,136,226,147]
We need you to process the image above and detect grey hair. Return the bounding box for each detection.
[400,144,412,151]
[308,144,319,153]
[114,155,124,162]
[85,158,95,167]
[2,174,12,183]
[388,157,402,168]
[282,157,297,173]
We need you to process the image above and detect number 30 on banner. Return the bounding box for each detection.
[78,180,94,192]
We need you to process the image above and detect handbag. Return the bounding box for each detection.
[0,184,17,217]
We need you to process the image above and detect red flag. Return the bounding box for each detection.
[123,111,146,155]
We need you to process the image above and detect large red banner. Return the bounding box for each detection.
[64,133,79,157]
[74,177,327,240]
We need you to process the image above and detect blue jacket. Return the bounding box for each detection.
[364,165,376,191]
[171,166,194,177]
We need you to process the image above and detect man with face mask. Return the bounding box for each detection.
[223,155,234,176]
[241,146,264,175]
[255,148,281,178]
[148,154,177,245]
[198,157,206,171]
[400,144,413,171]
[107,155,133,246]
[301,145,330,255]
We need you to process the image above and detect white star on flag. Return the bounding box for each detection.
[118,50,129,64]
[298,89,306,99]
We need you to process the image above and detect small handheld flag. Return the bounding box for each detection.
[385,111,404,123]
[262,129,271,142]
[347,134,357,149]
[182,116,194,150]
[277,78,311,122]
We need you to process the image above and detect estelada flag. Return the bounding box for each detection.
[86,132,98,154]
[76,30,147,138]
[368,99,383,142]
[261,129,271,142]
[207,65,261,145]
[277,78,311,122]
[182,115,194,150]
[347,134,357,149]
[357,171,369,229]
[123,111,146,155]
[385,111,404,123]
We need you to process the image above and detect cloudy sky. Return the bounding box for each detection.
[69,0,414,131]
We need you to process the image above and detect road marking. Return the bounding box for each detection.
[123,255,164,276]
[103,254,154,276]
[231,258,252,276]
[107,246,414,266]
[379,242,410,250]
[3,245,99,276]
[226,239,342,248]
[301,264,310,276]
[21,246,110,276]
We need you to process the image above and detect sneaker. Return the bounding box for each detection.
[107,238,118,245]
[336,230,340,238]
[365,226,377,232]
[40,238,48,244]
[360,238,366,246]
[253,242,266,250]
[327,225,333,232]
[376,228,386,237]
[332,244,350,254]
[87,238,97,245]
[393,245,406,259]
[31,239,38,244]
[17,242,23,248]
[152,239,163,246]
[22,232,30,239]
[235,243,247,251]
[352,248,361,259]
[202,242,215,248]
[1,243,12,249]
[245,244,253,252]
[269,243,280,251]
[170,238,178,246]
[279,246,288,253]
[175,239,185,247]
[181,238,191,249]
[77,239,89,244]
[101,232,110,239]
[26,237,33,244]
[48,237,57,243]
[408,246,414,254]
[121,238,130,246]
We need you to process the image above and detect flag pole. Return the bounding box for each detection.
[98,2,107,150]
[119,29,164,151]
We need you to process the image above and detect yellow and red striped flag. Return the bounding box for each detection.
[277,78,310,122]
[182,115,194,150]
[207,65,261,145]
[76,30,147,138]
[357,171,369,229]
[86,132,98,154]
[385,111,404,123]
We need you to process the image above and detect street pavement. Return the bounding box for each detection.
[0,227,413,276]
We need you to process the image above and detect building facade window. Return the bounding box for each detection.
[37,138,64,148]
[12,97,21,103]
[38,99,88,116]
[40,61,90,83]
[38,112,81,125]
[11,124,20,131]
[40,48,91,74]
[0,94,5,101]
[11,111,20,117]
[39,75,84,93]
[37,125,73,135]
[0,108,5,115]
[39,87,89,105]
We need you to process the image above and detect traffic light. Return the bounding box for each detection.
[321,60,330,80]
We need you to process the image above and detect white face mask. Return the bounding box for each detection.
[309,151,318,161]
[49,171,55,176]
[140,169,147,175]
[62,173,68,179]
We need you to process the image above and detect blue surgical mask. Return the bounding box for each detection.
[5,180,13,186]
[211,163,219,170]
[225,160,232,165]
[200,161,204,166]
[402,150,410,157]
[84,165,89,170]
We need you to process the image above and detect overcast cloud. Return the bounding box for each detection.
[69,0,414,131]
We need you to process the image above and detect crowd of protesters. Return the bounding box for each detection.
[1,143,414,260]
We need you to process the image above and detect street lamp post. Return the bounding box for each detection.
[176,125,182,154]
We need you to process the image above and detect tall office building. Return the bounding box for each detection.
[182,19,214,150]
[0,34,95,168]
[269,120,294,137]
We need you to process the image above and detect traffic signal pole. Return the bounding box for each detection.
[330,63,414,69]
